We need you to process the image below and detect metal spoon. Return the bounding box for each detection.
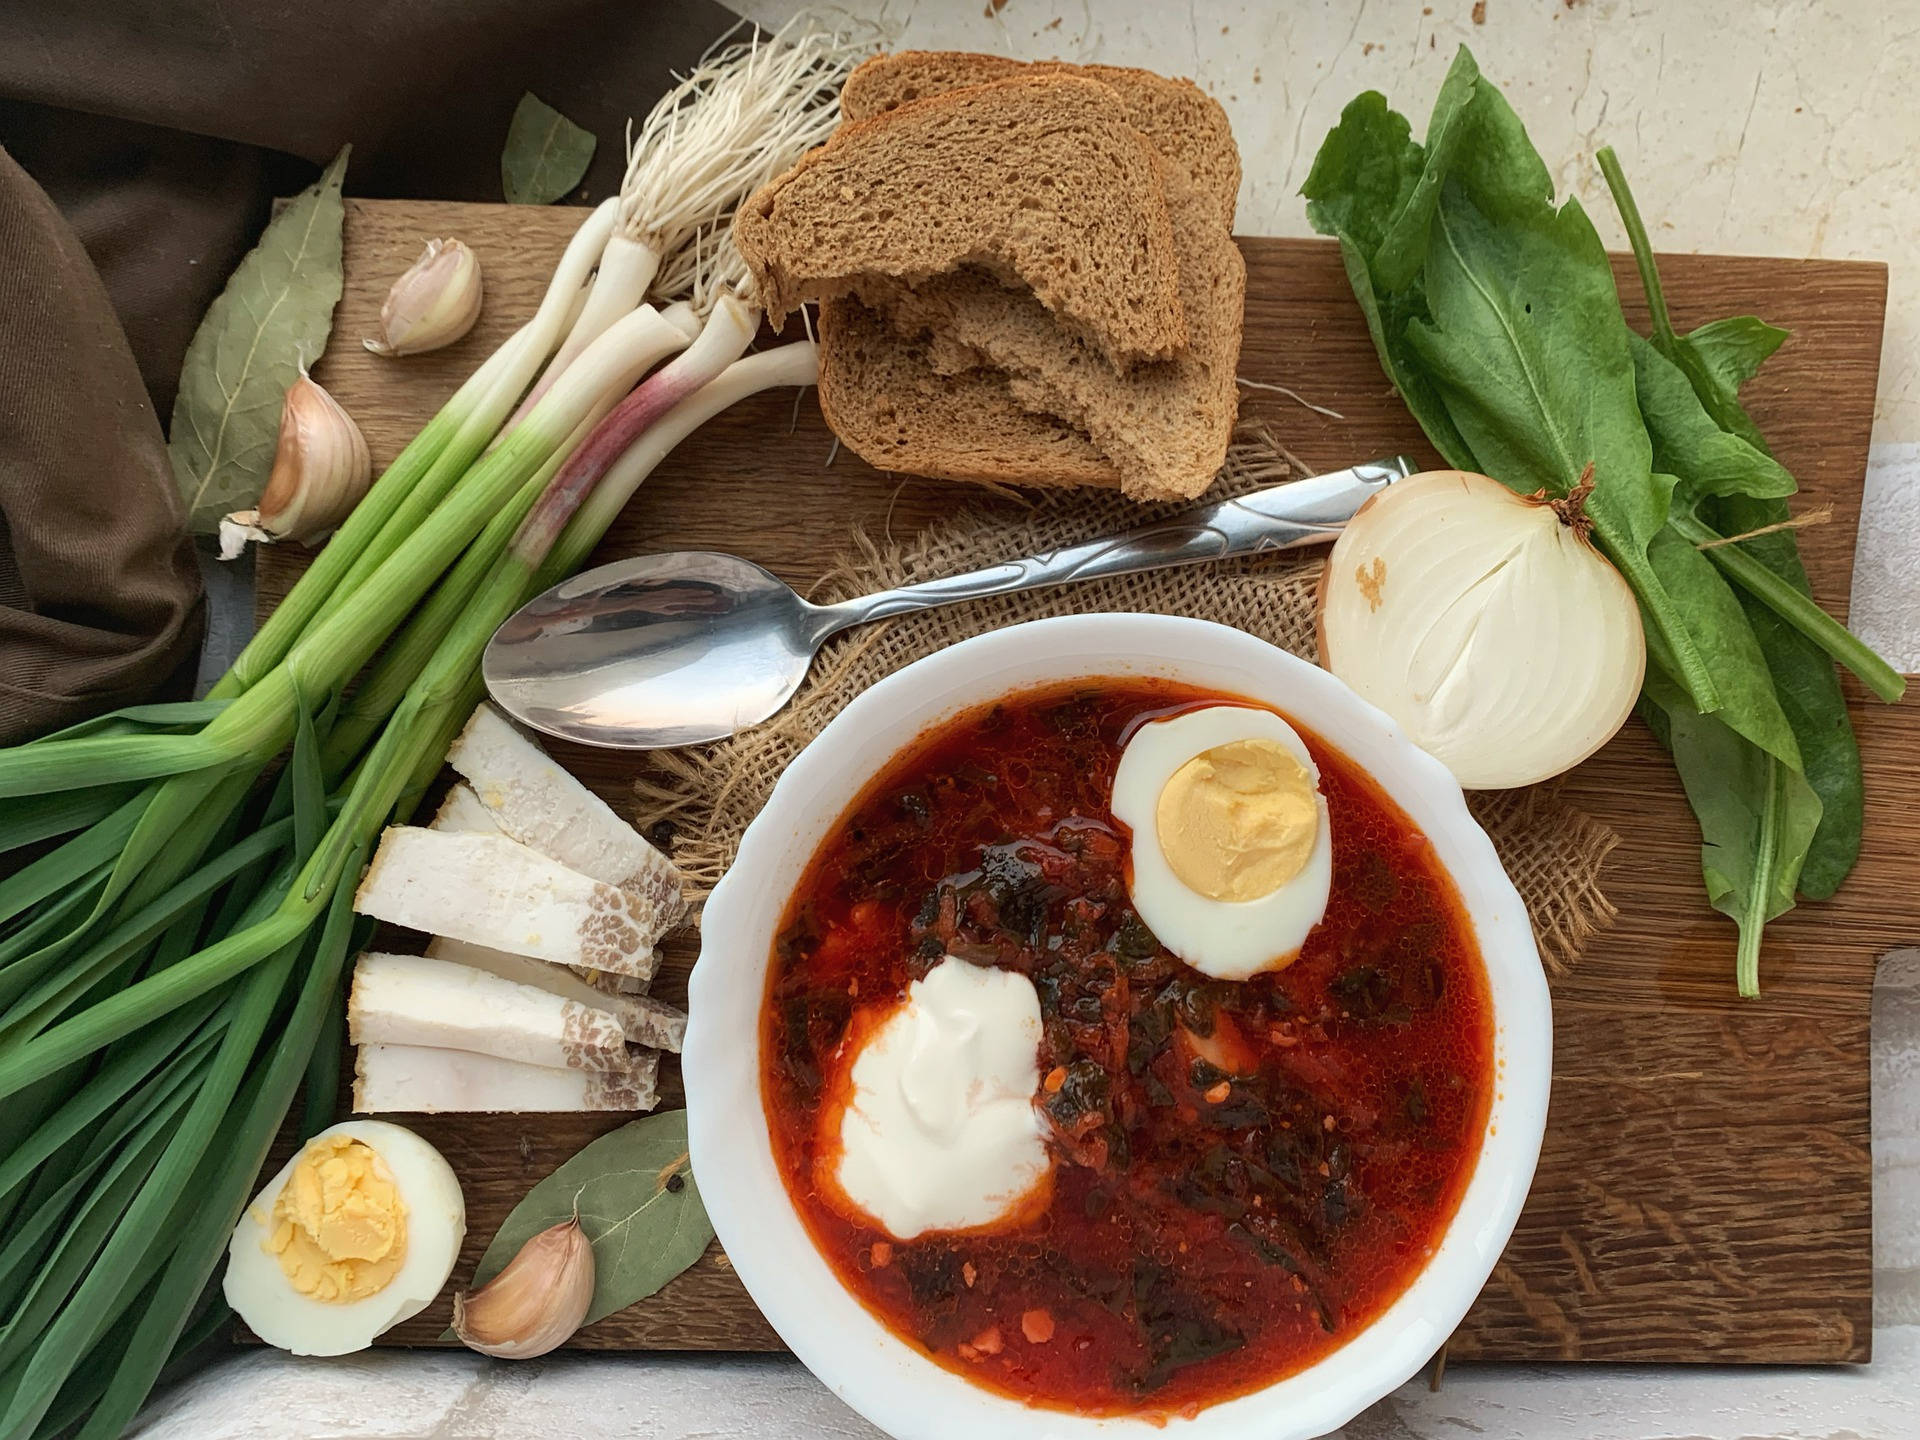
[483,457,1414,749]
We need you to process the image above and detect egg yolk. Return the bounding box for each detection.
[1154,737,1318,901]
[264,1136,408,1303]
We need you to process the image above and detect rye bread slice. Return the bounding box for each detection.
[733,74,1187,369]
[869,157,1244,502]
[841,51,1241,224]
[816,297,1118,488]
[818,55,1243,497]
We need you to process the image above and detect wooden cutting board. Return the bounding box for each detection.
[260,199,1919,1364]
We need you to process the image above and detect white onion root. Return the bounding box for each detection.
[623,11,880,301]
[1315,469,1646,790]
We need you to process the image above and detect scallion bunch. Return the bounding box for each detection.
[0,15,861,1434]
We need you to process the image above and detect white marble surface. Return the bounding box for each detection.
[136,2,1920,1435]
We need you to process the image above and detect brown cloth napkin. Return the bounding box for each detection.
[0,146,201,744]
[0,0,738,742]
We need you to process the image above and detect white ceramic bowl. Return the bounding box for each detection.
[686,614,1551,1440]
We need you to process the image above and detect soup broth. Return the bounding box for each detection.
[762,680,1494,1417]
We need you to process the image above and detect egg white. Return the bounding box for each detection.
[1110,706,1333,980]
[224,1119,466,1356]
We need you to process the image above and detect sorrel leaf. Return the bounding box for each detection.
[1705,508,1863,897]
[1598,149,1868,899]
[1304,48,1716,711]
[1664,323,1864,893]
[167,147,348,533]
[1653,689,1821,989]
[1643,528,1804,779]
[500,94,597,206]
[464,1109,711,1326]
[1303,89,1475,470]
[1632,336,1796,507]
[1686,316,1789,401]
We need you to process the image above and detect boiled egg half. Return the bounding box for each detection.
[1110,706,1332,980]
[224,1119,465,1356]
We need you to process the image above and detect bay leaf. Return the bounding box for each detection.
[464,1110,712,1327]
[167,146,349,533]
[501,93,597,206]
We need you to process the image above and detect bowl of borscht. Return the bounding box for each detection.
[685,613,1550,1439]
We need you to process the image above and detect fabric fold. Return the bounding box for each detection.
[0,143,203,744]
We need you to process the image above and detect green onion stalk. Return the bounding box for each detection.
[503,11,865,429]
[0,320,819,1437]
[212,198,621,701]
[0,24,869,1419]
[321,288,776,778]
[0,309,690,1430]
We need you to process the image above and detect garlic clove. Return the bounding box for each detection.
[365,238,483,357]
[218,374,372,559]
[451,1217,595,1360]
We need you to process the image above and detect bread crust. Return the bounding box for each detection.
[842,51,1240,224]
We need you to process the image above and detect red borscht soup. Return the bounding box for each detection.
[762,680,1493,1417]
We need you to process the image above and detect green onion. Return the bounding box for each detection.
[0,23,868,1426]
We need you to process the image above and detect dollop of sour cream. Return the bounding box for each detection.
[833,957,1051,1240]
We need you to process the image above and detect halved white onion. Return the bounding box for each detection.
[1315,469,1645,790]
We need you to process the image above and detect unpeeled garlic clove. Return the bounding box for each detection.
[365,238,483,357]
[451,1217,595,1360]
[218,374,372,560]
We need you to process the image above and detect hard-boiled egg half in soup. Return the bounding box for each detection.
[1110,706,1332,979]
[225,1120,465,1356]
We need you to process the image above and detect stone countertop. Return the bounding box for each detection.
[135,2,1920,1435]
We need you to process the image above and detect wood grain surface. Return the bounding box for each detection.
[259,199,1914,1363]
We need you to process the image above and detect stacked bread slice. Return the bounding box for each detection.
[348,704,688,1114]
[733,52,1245,502]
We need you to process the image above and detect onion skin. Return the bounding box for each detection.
[1315,470,1646,790]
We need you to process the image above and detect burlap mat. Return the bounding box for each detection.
[636,431,1618,973]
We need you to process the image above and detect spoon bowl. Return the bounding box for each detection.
[484,552,828,750]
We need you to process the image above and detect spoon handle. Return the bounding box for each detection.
[809,457,1415,641]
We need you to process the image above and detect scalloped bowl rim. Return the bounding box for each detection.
[685,614,1551,1440]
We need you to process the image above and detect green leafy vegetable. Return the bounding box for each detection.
[1660,697,1818,995]
[1632,336,1796,506]
[1643,528,1802,771]
[1596,147,1878,898]
[465,1111,711,1327]
[1640,528,1822,984]
[1303,91,1474,469]
[167,147,348,533]
[1686,316,1789,404]
[501,94,598,205]
[1707,510,1864,897]
[1306,48,1903,993]
[1597,146,1903,706]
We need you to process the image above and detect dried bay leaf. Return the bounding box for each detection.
[464,1110,712,1327]
[167,146,349,533]
[501,93,597,205]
